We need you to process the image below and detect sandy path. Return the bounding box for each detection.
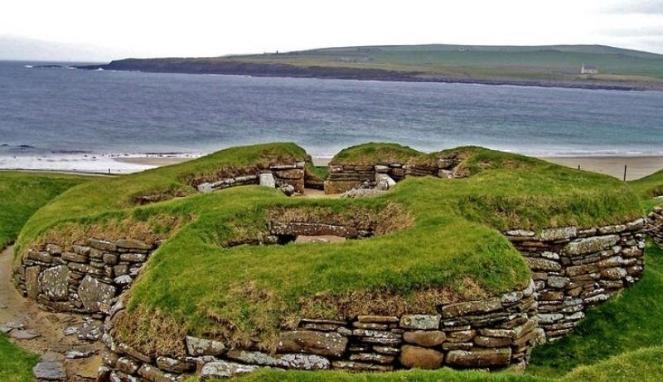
[0,246,102,381]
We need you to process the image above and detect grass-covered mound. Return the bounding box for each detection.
[330,143,424,166]
[15,143,642,356]
[0,171,87,249]
[628,169,663,211]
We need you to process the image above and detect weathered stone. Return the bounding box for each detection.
[278,331,348,358]
[117,342,152,363]
[445,329,476,343]
[474,335,513,348]
[200,360,259,380]
[540,227,577,241]
[524,257,561,272]
[78,275,116,313]
[116,357,140,375]
[113,264,129,276]
[547,276,570,289]
[565,235,620,255]
[39,265,69,301]
[399,314,441,329]
[10,329,40,340]
[45,244,63,255]
[331,360,393,371]
[601,267,627,280]
[185,336,226,356]
[114,275,133,286]
[33,360,65,381]
[351,322,388,330]
[446,348,512,368]
[87,238,117,252]
[115,239,151,251]
[119,253,147,263]
[349,352,394,365]
[538,313,564,324]
[137,364,179,382]
[566,263,599,277]
[62,251,88,263]
[399,345,444,369]
[375,173,396,190]
[403,330,446,347]
[25,266,41,300]
[357,315,399,323]
[103,253,119,265]
[227,349,330,369]
[351,329,401,340]
[501,291,523,304]
[505,230,535,237]
[259,172,276,188]
[373,346,400,355]
[156,356,195,374]
[478,328,515,338]
[28,250,53,263]
[441,298,502,318]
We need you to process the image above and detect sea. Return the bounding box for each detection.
[2,60,663,173]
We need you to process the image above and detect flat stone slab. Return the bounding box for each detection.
[201,360,259,379]
[33,361,66,381]
[10,329,40,340]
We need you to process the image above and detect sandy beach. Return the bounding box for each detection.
[114,155,663,181]
[542,156,663,181]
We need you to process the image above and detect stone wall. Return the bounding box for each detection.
[648,206,663,246]
[504,218,646,341]
[196,162,305,195]
[13,238,156,317]
[324,158,461,195]
[98,282,543,381]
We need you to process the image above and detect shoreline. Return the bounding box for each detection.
[77,63,662,91]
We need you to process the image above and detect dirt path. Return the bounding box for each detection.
[0,246,102,381]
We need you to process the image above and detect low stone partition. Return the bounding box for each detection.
[648,206,663,246]
[505,218,646,341]
[324,158,462,194]
[196,161,305,195]
[13,238,156,316]
[98,282,544,381]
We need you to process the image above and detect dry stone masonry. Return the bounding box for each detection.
[98,282,543,381]
[505,217,646,341]
[648,206,663,246]
[14,238,156,317]
[196,161,306,195]
[324,156,463,194]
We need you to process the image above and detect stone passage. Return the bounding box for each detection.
[14,238,156,316]
[324,156,464,194]
[196,161,306,195]
[99,282,543,380]
[505,218,646,341]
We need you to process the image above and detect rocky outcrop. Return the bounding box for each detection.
[505,218,646,341]
[14,238,156,316]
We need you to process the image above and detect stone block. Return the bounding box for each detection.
[399,345,445,369]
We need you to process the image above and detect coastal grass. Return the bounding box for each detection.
[628,169,663,211]
[0,333,39,382]
[0,171,87,249]
[230,44,663,82]
[14,143,643,353]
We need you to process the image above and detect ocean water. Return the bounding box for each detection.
[2,61,663,172]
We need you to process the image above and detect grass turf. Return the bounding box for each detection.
[0,334,39,382]
[0,171,87,249]
[12,143,644,354]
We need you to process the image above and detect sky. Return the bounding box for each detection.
[1,0,662,61]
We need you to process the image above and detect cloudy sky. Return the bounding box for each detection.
[1,0,662,60]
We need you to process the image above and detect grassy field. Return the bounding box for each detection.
[0,334,39,382]
[0,171,88,382]
[12,143,643,356]
[234,44,663,79]
[0,171,87,249]
[101,44,663,89]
